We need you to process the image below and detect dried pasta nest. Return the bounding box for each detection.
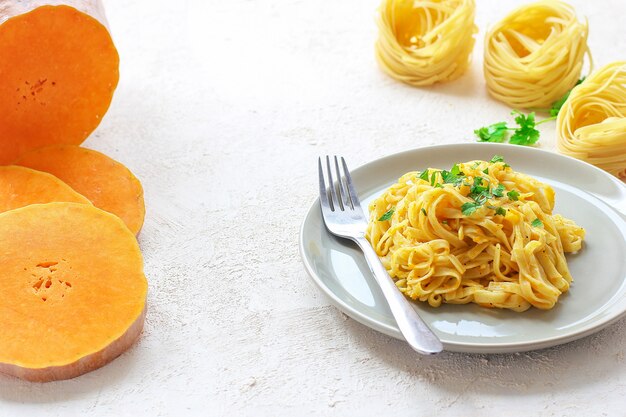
[483,0,591,109]
[375,0,477,86]
[557,62,626,179]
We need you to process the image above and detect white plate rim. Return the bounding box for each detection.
[299,143,626,354]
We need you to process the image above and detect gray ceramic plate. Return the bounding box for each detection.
[300,143,626,353]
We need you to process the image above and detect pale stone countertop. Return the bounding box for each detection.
[1,0,625,415]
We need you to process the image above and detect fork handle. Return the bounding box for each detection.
[354,236,444,354]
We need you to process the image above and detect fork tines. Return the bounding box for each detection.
[318,156,360,212]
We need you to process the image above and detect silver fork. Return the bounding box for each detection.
[318,155,443,355]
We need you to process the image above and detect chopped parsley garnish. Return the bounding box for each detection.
[378,208,394,222]
[441,165,463,186]
[419,159,514,217]
[531,218,543,228]
[458,176,512,216]
[421,208,427,216]
[461,202,481,216]
[492,184,505,198]
[469,177,490,202]
[487,205,507,216]
[507,190,520,201]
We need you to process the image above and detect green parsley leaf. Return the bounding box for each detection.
[483,168,489,174]
[531,218,543,228]
[487,205,506,216]
[441,168,463,186]
[467,176,493,207]
[470,177,489,196]
[450,164,461,176]
[419,170,429,181]
[430,172,437,186]
[378,208,394,222]
[492,184,505,198]
[550,94,569,118]
[461,202,481,216]
[507,190,520,201]
[509,111,540,146]
[490,155,505,163]
[434,183,443,189]
[475,122,508,143]
[421,208,427,216]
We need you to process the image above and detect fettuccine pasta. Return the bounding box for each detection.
[557,61,626,179]
[483,0,591,108]
[366,158,584,312]
[375,0,477,86]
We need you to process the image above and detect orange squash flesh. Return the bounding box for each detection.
[0,1,119,164]
[0,165,92,213]
[0,202,147,382]
[16,145,145,235]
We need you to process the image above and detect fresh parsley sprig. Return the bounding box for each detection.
[475,122,508,143]
[475,78,586,146]
[475,111,544,146]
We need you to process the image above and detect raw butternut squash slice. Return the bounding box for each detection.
[0,165,92,213]
[0,1,119,164]
[17,145,145,235]
[0,202,147,382]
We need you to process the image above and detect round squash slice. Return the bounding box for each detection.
[0,203,147,382]
[0,165,91,214]
[16,145,145,235]
[0,1,119,164]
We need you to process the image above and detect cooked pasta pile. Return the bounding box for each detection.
[375,0,477,86]
[483,0,591,108]
[557,62,626,179]
[366,158,585,312]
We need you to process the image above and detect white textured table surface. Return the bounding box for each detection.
[1,0,626,415]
